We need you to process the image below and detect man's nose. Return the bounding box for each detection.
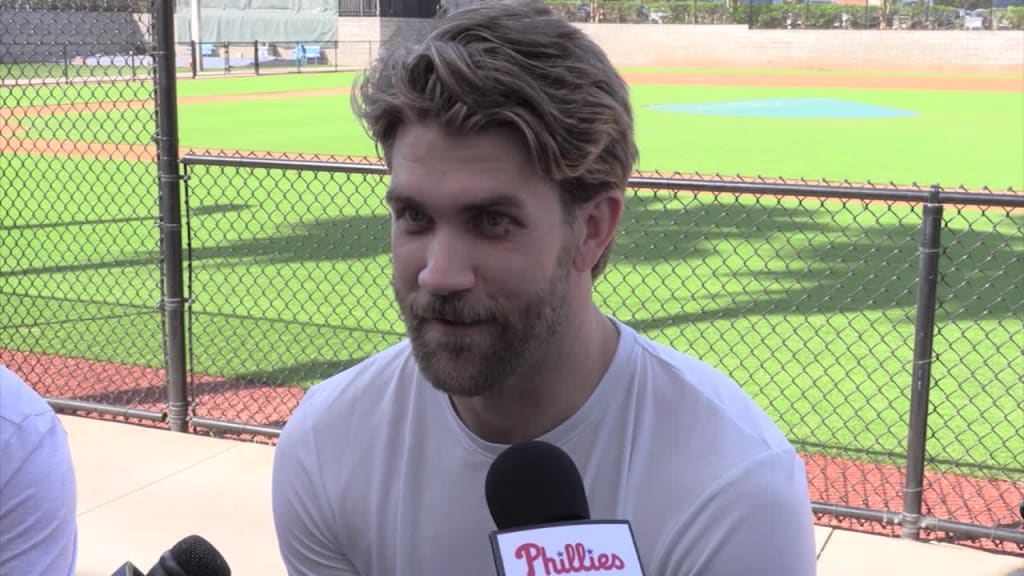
[417,231,475,296]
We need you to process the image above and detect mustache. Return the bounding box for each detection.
[406,295,497,324]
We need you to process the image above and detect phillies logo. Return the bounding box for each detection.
[514,542,626,575]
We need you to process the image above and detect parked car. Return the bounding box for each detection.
[963,9,986,29]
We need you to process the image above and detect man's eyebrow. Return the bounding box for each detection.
[384,188,413,205]
[463,194,525,212]
[384,190,525,211]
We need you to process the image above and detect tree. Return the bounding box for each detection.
[879,0,893,28]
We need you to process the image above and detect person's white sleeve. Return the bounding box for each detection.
[0,411,78,576]
[657,447,817,575]
[272,414,360,576]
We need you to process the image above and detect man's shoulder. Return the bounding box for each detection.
[623,325,745,402]
[0,365,57,430]
[298,340,414,414]
[618,322,794,452]
[280,341,417,438]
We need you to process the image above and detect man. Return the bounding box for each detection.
[272,2,817,574]
[0,365,78,576]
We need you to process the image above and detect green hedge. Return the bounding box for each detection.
[1006,6,1024,29]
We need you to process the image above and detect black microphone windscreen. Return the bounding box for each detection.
[485,440,590,530]
[169,535,231,576]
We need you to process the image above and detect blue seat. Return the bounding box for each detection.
[200,43,215,57]
[305,45,322,64]
[295,43,323,65]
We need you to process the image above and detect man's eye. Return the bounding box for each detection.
[481,212,511,228]
[396,207,428,224]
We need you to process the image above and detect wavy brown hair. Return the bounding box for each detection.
[352,0,637,278]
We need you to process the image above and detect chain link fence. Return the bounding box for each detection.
[178,159,400,435]
[1,0,1021,555]
[173,155,1023,551]
[172,40,378,78]
[1,0,170,424]
[543,0,1024,30]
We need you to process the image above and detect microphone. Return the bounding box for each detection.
[486,439,590,529]
[485,441,646,575]
[109,535,231,576]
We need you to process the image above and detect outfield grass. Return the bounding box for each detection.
[619,66,1024,79]
[3,80,151,107]
[0,62,147,81]
[2,70,1021,476]
[10,71,1021,188]
[2,151,1020,477]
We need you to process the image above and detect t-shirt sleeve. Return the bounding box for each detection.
[0,407,78,576]
[271,401,361,576]
[655,447,818,575]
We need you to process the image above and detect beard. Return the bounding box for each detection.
[396,243,573,398]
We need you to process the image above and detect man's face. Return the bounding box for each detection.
[386,122,575,397]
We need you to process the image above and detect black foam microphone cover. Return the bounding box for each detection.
[149,534,231,576]
[485,440,590,530]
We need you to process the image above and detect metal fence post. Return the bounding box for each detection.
[191,40,197,78]
[63,42,69,84]
[154,0,190,433]
[254,40,260,75]
[901,185,944,540]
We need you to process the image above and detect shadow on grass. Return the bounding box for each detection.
[609,193,1021,325]
[186,212,391,263]
[793,439,1024,477]
[5,185,1020,476]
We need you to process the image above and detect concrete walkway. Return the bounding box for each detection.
[62,415,1022,576]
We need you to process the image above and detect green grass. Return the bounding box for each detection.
[2,70,1022,478]
[2,152,1020,478]
[15,72,1021,188]
[2,80,151,107]
[631,85,1024,189]
[0,62,148,81]
[178,71,354,97]
[619,66,1024,79]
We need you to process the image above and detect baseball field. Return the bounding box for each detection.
[2,65,1022,539]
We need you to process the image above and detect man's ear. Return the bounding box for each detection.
[572,189,624,274]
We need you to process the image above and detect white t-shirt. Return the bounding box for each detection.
[272,319,817,575]
[0,366,78,576]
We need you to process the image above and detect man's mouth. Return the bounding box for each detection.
[430,316,484,325]
[421,315,491,329]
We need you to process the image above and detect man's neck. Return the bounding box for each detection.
[449,306,619,445]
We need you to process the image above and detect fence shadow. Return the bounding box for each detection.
[611,194,1020,325]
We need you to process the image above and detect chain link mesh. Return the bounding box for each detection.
[1,1,167,421]
[175,158,1022,549]
[925,204,1022,546]
[180,161,401,430]
[603,186,921,520]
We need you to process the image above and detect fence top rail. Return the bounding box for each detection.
[181,153,388,175]
[630,176,1024,207]
[180,154,1024,208]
